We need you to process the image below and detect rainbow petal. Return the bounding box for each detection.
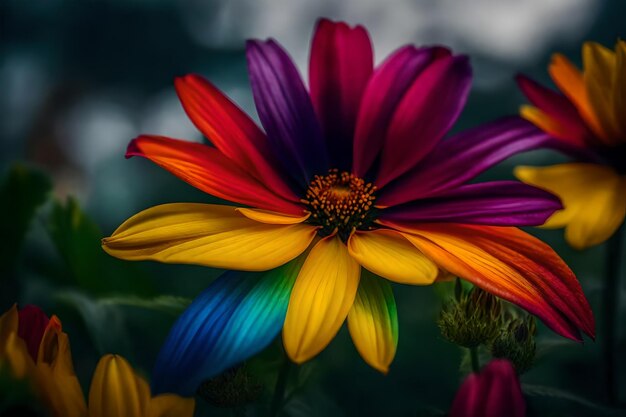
[152,259,303,395]
[347,272,398,373]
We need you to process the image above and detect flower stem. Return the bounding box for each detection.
[469,346,480,373]
[269,356,292,417]
[604,223,624,405]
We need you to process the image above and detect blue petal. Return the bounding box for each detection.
[152,259,302,395]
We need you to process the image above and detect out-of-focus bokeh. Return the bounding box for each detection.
[1,1,624,416]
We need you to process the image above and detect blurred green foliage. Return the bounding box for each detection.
[0,165,51,275]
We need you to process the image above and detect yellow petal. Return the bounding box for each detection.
[3,331,34,379]
[147,395,195,417]
[88,354,151,417]
[102,203,317,271]
[583,42,621,143]
[0,304,19,358]
[35,316,87,417]
[347,229,438,285]
[236,207,310,224]
[283,236,360,363]
[347,273,398,373]
[515,163,626,249]
[549,53,607,140]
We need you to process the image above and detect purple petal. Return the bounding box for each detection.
[377,116,592,207]
[375,54,472,188]
[246,39,328,188]
[379,181,562,226]
[353,46,449,178]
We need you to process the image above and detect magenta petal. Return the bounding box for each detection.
[375,54,472,187]
[377,116,562,207]
[449,359,525,417]
[352,46,449,177]
[17,305,50,361]
[246,39,328,187]
[516,74,592,146]
[310,19,373,171]
[379,181,562,226]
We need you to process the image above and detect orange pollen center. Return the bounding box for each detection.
[302,169,377,240]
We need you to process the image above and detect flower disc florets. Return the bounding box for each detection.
[303,169,377,241]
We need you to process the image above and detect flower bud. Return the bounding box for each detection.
[491,315,536,374]
[439,287,503,348]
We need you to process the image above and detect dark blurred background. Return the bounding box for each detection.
[1,1,625,416]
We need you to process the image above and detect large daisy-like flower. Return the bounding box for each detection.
[515,40,626,249]
[102,19,594,395]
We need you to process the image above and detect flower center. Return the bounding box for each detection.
[303,169,377,241]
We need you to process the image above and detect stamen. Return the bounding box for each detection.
[303,169,377,241]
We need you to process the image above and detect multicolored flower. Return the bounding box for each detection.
[0,304,194,417]
[102,19,594,395]
[448,359,525,417]
[515,40,626,249]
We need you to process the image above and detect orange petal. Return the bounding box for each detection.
[549,53,608,143]
[384,221,595,341]
[35,316,87,417]
[582,42,621,144]
[519,105,568,140]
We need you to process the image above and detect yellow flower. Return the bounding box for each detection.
[515,40,626,249]
[0,305,194,417]
[0,304,86,417]
[87,354,195,417]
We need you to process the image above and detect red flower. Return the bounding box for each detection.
[449,359,525,417]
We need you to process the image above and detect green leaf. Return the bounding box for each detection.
[98,294,191,315]
[54,290,133,358]
[0,164,52,272]
[46,197,154,295]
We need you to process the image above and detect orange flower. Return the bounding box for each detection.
[516,40,626,249]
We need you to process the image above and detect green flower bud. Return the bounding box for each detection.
[491,315,537,374]
[197,365,263,408]
[439,286,503,348]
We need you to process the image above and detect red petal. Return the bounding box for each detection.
[175,74,299,203]
[516,74,592,147]
[127,135,304,215]
[17,305,50,361]
[375,54,471,187]
[309,18,373,170]
[353,46,449,177]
